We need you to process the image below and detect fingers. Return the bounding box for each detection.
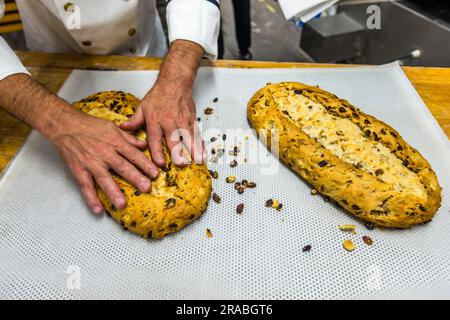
[163,123,188,166]
[90,166,127,209]
[107,152,152,193]
[71,165,103,214]
[146,123,166,167]
[180,121,203,164]
[121,130,147,150]
[116,142,160,179]
[120,108,144,131]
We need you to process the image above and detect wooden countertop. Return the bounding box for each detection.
[1,51,449,173]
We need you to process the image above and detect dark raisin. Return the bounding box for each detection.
[241,179,248,187]
[197,117,201,122]
[362,236,373,246]
[246,182,256,188]
[365,130,371,137]
[236,203,244,214]
[213,97,218,103]
[390,131,397,138]
[282,110,289,115]
[161,165,170,172]
[189,214,195,220]
[364,119,371,124]
[204,107,214,115]
[302,245,312,252]
[222,134,227,141]
[365,222,375,230]
[230,160,238,168]
[381,128,387,135]
[212,192,221,204]
[318,160,328,167]
[120,189,125,193]
[338,107,346,113]
[165,198,176,208]
[352,204,361,210]
[169,223,178,228]
[130,221,137,228]
[402,160,409,167]
[375,169,384,176]
[210,137,217,142]
[397,145,403,151]
[134,190,142,196]
[294,89,302,95]
[234,182,241,190]
[419,205,427,212]
[237,186,245,194]
[265,199,273,207]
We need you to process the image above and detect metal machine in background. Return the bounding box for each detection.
[300,0,450,66]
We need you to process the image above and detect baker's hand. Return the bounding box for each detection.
[51,111,159,214]
[120,40,206,166]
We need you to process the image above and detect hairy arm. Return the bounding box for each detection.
[121,40,206,165]
[0,74,158,213]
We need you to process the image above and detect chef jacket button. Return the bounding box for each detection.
[64,2,75,12]
[128,28,136,36]
[129,46,137,54]
[82,41,92,47]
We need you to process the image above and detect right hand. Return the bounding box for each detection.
[51,110,160,214]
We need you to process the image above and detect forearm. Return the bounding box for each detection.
[0,74,77,141]
[154,40,205,91]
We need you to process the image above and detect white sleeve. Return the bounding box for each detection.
[166,0,221,60]
[0,0,30,81]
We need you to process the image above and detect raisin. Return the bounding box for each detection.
[375,169,384,176]
[213,97,218,103]
[265,199,273,207]
[302,245,312,252]
[236,203,244,214]
[212,193,221,204]
[318,160,328,167]
[134,190,142,196]
[352,204,361,210]
[338,107,346,113]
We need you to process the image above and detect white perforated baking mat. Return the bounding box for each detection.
[0,63,449,299]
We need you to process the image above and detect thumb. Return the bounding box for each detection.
[120,108,144,131]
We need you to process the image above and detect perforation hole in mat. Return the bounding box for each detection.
[0,66,449,299]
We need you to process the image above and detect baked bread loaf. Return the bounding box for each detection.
[73,91,212,239]
[247,82,441,228]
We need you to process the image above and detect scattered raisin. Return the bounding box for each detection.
[204,107,214,115]
[230,160,238,168]
[362,236,373,246]
[213,97,218,103]
[236,203,244,214]
[265,199,274,207]
[302,245,312,252]
[246,182,256,188]
[210,137,216,142]
[365,222,375,230]
[222,134,227,141]
[212,193,221,204]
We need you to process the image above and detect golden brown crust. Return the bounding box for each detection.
[247,82,441,228]
[73,91,212,239]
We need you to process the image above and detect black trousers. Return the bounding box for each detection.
[218,0,251,59]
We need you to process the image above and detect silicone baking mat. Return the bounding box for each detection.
[0,63,449,299]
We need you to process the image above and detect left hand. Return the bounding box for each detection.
[120,40,206,167]
[120,82,204,166]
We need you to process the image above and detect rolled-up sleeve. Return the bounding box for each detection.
[0,0,29,80]
[166,0,221,60]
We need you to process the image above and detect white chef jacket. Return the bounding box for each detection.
[0,0,220,80]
